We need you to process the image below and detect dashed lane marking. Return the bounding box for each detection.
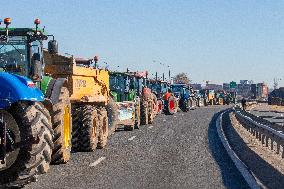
[90,157,106,167]
[128,136,136,141]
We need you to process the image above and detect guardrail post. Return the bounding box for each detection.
[276,143,280,154]
[265,136,269,147]
[261,134,265,145]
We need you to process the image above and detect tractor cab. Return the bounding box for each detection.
[0,18,57,84]
[109,72,137,102]
[170,84,190,100]
[149,80,169,99]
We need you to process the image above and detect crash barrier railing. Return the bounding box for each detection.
[234,107,284,159]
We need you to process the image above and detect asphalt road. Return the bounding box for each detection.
[25,106,249,189]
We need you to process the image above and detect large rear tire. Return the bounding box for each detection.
[51,86,72,164]
[0,102,53,187]
[140,101,149,125]
[97,107,109,149]
[148,99,154,124]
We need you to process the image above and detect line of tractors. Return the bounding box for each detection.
[0,18,235,187]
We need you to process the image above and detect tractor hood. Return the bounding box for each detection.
[0,72,44,108]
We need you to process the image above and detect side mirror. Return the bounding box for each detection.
[48,40,58,54]
[31,53,42,81]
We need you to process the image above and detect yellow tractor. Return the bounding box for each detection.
[44,51,110,152]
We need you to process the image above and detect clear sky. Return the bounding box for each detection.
[2,0,284,87]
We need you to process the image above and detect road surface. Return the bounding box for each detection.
[25,106,249,189]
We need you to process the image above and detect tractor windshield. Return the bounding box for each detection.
[109,74,126,93]
[151,83,161,94]
[171,85,183,93]
[0,36,28,76]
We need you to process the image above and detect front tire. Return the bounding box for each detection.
[0,102,53,187]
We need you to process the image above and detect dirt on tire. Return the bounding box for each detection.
[72,105,99,152]
[148,99,154,124]
[97,107,109,149]
[140,100,149,125]
[0,102,53,187]
[51,86,72,164]
[106,97,118,135]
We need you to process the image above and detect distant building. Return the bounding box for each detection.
[251,84,257,99]
[240,80,249,85]
[205,84,223,91]
[237,83,251,98]
[257,83,269,98]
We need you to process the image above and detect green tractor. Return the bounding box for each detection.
[0,18,72,186]
[109,71,140,131]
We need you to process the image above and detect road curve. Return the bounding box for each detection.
[25,106,249,189]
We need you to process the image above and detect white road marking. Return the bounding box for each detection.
[128,136,136,141]
[148,126,154,129]
[90,157,106,167]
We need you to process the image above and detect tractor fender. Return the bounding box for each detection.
[46,78,68,104]
[0,72,44,109]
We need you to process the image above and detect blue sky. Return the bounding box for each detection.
[2,0,284,87]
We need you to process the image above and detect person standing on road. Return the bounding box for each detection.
[241,98,247,111]
[164,89,172,101]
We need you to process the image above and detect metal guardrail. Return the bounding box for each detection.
[234,107,284,159]
[216,110,261,189]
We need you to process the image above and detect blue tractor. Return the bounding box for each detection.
[0,18,72,187]
[0,19,53,187]
[170,84,191,112]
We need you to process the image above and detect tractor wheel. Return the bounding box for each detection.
[106,97,118,135]
[51,86,72,164]
[152,94,158,116]
[157,100,163,114]
[183,100,189,112]
[0,102,53,187]
[134,98,141,129]
[140,101,149,125]
[97,107,109,149]
[167,96,176,115]
[71,106,81,152]
[148,99,154,124]
[80,105,99,152]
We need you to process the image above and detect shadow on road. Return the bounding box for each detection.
[207,110,250,189]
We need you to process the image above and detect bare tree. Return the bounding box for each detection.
[173,73,190,84]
